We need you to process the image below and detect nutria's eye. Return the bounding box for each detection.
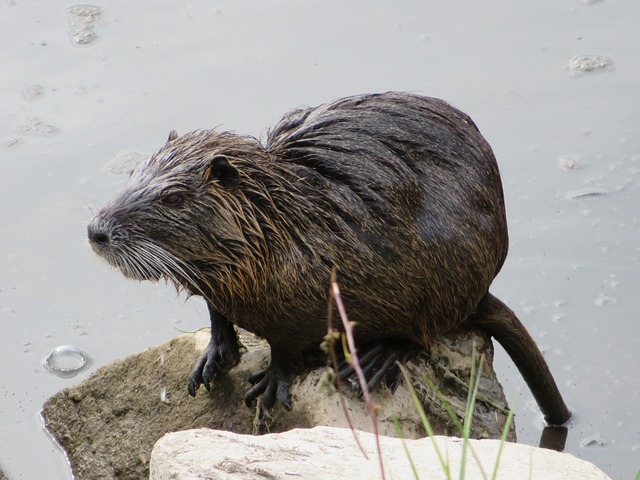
[161,192,185,207]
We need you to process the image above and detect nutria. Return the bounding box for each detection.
[87,92,571,425]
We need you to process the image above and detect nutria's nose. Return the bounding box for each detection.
[87,222,110,245]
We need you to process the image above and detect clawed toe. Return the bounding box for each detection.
[187,334,241,397]
[248,368,267,385]
[337,339,420,394]
[245,365,293,410]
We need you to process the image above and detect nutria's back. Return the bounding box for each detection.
[88,92,569,423]
[260,92,508,343]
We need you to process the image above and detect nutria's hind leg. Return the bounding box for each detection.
[187,309,241,397]
[244,347,304,410]
[338,339,422,394]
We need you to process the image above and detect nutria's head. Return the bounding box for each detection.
[87,130,267,297]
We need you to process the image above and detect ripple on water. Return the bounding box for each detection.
[44,345,90,378]
[580,435,608,448]
[0,138,23,149]
[595,293,617,307]
[15,118,59,136]
[105,151,148,175]
[21,84,44,102]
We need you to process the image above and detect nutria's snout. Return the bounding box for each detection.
[87,214,123,264]
[87,206,194,285]
[87,220,111,247]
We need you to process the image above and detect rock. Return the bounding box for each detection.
[42,328,514,479]
[150,426,612,480]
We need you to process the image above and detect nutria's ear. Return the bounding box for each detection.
[207,155,240,188]
[167,130,178,142]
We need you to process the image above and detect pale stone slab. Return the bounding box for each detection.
[150,426,611,480]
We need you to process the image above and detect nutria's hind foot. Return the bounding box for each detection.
[245,363,295,410]
[187,332,241,397]
[339,339,422,394]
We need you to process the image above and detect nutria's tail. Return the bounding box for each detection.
[469,293,571,426]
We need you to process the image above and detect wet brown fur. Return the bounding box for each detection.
[88,92,570,424]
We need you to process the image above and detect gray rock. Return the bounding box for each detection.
[42,328,513,479]
[150,426,611,480]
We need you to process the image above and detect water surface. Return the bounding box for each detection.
[1,1,638,478]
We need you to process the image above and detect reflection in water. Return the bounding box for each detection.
[539,426,568,452]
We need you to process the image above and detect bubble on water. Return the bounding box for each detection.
[105,151,148,175]
[15,118,59,136]
[21,84,45,101]
[558,155,583,170]
[44,345,90,377]
[66,4,102,46]
[552,313,566,322]
[569,55,613,75]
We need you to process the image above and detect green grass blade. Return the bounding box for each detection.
[424,376,464,435]
[399,363,451,479]
[459,350,485,480]
[392,417,420,480]
[490,404,515,480]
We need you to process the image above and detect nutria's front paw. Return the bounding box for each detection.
[187,336,241,396]
[244,364,294,410]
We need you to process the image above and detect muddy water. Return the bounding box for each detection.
[1,1,638,478]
